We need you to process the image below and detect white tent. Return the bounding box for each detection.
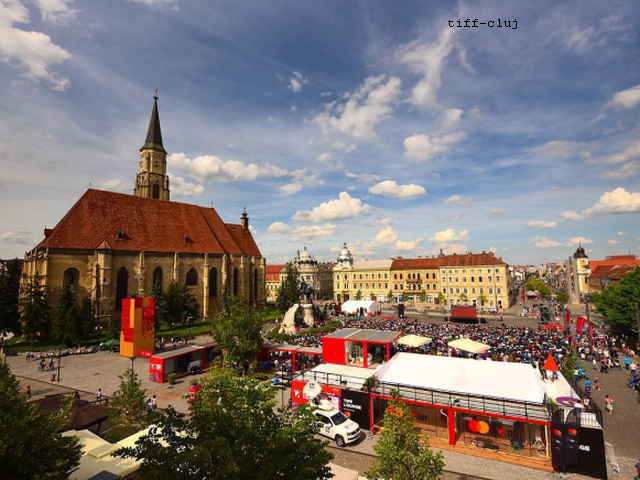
[341,300,381,315]
[448,338,490,354]
[397,334,432,348]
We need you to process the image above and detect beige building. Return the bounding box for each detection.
[294,247,333,300]
[21,94,265,324]
[265,264,285,303]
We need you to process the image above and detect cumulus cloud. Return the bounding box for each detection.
[316,152,332,162]
[0,230,32,244]
[368,180,426,200]
[489,208,506,215]
[490,246,499,254]
[530,236,593,248]
[396,27,456,110]
[267,222,289,233]
[440,108,463,130]
[34,0,78,24]
[314,74,401,141]
[593,141,640,164]
[608,239,620,245]
[288,71,308,93]
[444,195,472,206]
[542,140,591,160]
[567,237,593,246]
[345,172,381,183]
[395,238,422,251]
[169,152,289,182]
[315,152,344,171]
[442,244,467,255]
[292,192,370,222]
[561,188,640,219]
[169,174,205,197]
[606,83,640,110]
[0,0,71,90]
[403,132,466,162]
[373,226,398,245]
[526,220,558,228]
[329,240,374,258]
[429,229,470,244]
[277,169,323,196]
[266,222,337,240]
[97,178,126,192]
[603,161,640,180]
[618,231,627,236]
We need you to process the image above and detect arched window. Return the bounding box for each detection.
[233,268,239,296]
[209,268,217,297]
[63,268,79,292]
[153,267,163,288]
[186,268,198,286]
[253,268,258,303]
[115,267,128,311]
[95,265,101,300]
[152,183,160,199]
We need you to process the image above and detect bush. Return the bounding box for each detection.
[168,373,176,385]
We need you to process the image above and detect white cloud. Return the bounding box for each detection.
[34,0,78,24]
[373,226,398,245]
[444,195,472,206]
[502,247,510,252]
[0,230,32,244]
[368,180,426,200]
[403,132,466,162]
[276,169,322,196]
[526,220,558,228]
[277,182,303,195]
[169,152,289,182]
[489,208,506,215]
[315,152,344,171]
[127,0,177,8]
[565,26,596,53]
[288,71,308,93]
[442,244,467,255]
[603,161,640,180]
[266,222,337,240]
[314,75,401,141]
[564,188,640,219]
[608,239,620,245]
[375,217,394,226]
[396,27,456,110]
[267,222,289,233]
[395,238,422,251]
[429,229,470,244]
[316,152,332,162]
[530,236,565,249]
[567,237,593,246]
[345,172,381,183]
[0,0,71,90]
[320,91,332,97]
[331,141,357,154]
[490,246,498,254]
[248,225,258,235]
[606,83,640,110]
[97,178,126,192]
[440,108,463,130]
[292,192,370,222]
[542,140,591,160]
[618,231,627,236]
[593,141,640,164]
[169,174,205,197]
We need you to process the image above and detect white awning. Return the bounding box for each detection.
[448,338,490,354]
[397,334,431,348]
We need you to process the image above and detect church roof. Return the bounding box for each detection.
[141,93,166,154]
[35,189,261,257]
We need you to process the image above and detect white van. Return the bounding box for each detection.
[314,407,361,447]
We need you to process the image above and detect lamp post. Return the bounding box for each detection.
[95,325,102,345]
[582,294,592,348]
[57,354,61,383]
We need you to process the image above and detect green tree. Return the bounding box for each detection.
[525,277,551,297]
[0,362,81,479]
[165,281,199,325]
[436,292,446,306]
[418,290,427,303]
[150,279,167,329]
[0,259,22,334]
[276,264,300,313]
[109,368,151,437]
[370,292,377,301]
[52,288,96,347]
[212,296,264,366]
[355,289,363,300]
[117,366,333,480]
[477,293,488,306]
[459,293,468,303]
[592,267,640,328]
[386,290,393,303]
[562,347,579,380]
[20,273,50,343]
[366,392,444,480]
[556,291,569,312]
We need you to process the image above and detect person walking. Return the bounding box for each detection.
[594,374,601,391]
[592,358,598,371]
[604,395,613,415]
[25,386,31,399]
[150,394,157,412]
[95,388,103,404]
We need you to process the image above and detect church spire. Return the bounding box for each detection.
[141,87,166,154]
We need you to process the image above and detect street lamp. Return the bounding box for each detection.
[57,354,61,383]
[582,294,592,348]
[95,325,102,345]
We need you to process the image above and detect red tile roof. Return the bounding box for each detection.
[391,258,440,269]
[589,256,640,271]
[266,265,284,275]
[391,252,505,269]
[35,189,261,256]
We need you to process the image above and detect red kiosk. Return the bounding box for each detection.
[322,328,402,369]
[149,342,217,383]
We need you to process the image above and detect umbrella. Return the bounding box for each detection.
[104,339,120,347]
[397,335,432,348]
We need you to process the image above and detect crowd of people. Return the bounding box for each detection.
[24,346,96,362]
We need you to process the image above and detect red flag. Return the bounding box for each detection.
[565,311,571,329]
[576,316,586,335]
[543,352,559,372]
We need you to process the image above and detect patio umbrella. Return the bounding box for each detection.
[397,335,432,348]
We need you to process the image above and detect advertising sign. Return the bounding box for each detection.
[341,390,370,427]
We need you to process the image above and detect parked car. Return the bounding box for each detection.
[314,406,361,447]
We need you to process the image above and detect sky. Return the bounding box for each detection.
[1,0,640,266]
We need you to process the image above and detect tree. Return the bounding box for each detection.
[525,277,551,297]
[370,292,377,301]
[53,295,96,347]
[117,366,333,480]
[165,281,199,325]
[418,290,427,304]
[366,391,444,480]
[355,289,363,300]
[477,293,488,306]
[150,279,167,329]
[0,259,22,334]
[458,293,468,303]
[436,292,446,306]
[212,296,264,366]
[562,347,579,380]
[109,368,152,437]
[386,290,393,303]
[0,362,81,479]
[20,273,51,343]
[276,264,301,313]
[592,267,640,328]
[556,291,569,312]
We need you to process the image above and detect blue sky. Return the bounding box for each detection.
[1,0,640,265]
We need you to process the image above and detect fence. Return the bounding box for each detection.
[567,376,604,428]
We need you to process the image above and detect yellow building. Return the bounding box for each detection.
[390,258,440,305]
[265,264,285,303]
[20,94,265,324]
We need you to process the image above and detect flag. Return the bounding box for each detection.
[564,311,571,330]
[576,316,586,335]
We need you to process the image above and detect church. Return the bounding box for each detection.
[20,93,266,324]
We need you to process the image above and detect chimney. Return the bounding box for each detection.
[241,207,249,231]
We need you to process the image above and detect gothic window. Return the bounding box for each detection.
[209,268,218,297]
[186,268,198,286]
[153,267,163,287]
[152,183,160,199]
[63,268,79,292]
[233,268,239,296]
[115,267,128,311]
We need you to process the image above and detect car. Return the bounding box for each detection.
[314,407,361,447]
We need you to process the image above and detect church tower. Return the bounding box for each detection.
[134,90,170,200]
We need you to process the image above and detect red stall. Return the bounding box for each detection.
[149,342,217,383]
[259,343,323,373]
[322,328,402,369]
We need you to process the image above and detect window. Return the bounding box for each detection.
[233,268,239,295]
[488,276,492,282]
[209,268,218,297]
[455,270,458,274]
[449,277,452,283]
[472,288,476,294]
[470,269,474,274]
[345,283,349,289]
[400,274,403,279]
[496,276,500,282]
[417,273,421,279]
[471,276,475,282]
[115,267,128,312]
[353,274,356,280]
[384,283,388,289]
[153,267,163,287]
[384,273,388,279]
[253,268,258,303]
[359,274,362,280]
[63,268,79,292]
[462,277,466,282]
[378,273,381,279]
[359,283,363,288]
[449,288,454,294]
[480,288,484,294]
[394,284,398,290]
[495,269,500,273]
[152,183,160,199]
[365,283,369,289]
[479,276,483,282]
[489,288,493,294]
[95,265,101,301]
[400,284,404,290]
[456,288,460,294]
[455,277,459,283]
[497,288,502,294]
[186,268,198,286]
[365,274,369,280]
[432,273,436,279]
[394,274,398,280]
[463,288,467,294]
[344,274,348,280]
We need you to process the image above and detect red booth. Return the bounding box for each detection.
[322,328,402,369]
[259,343,323,373]
[149,342,217,383]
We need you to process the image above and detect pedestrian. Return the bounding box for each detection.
[592,358,598,371]
[624,356,631,370]
[604,395,613,415]
[151,394,157,412]
[594,375,601,391]
[631,362,637,377]
[25,385,31,399]
[95,388,103,404]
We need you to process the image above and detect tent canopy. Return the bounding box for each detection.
[543,353,559,372]
[396,335,431,348]
[340,300,381,315]
[104,339,120,346]
[525,291,539,297]
[448,338,490,354]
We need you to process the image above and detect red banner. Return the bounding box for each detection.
[565,311,571,330]
[576,316,586,335]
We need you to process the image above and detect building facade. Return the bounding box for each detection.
[293,247,333,300]
[587,254,640,293]
[265,264,285,303]
[564,245,590,304]
[21,94,265,324]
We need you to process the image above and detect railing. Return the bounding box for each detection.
[566,376,604,428]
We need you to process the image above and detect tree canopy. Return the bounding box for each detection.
[165,281,198,325]
[20,273,51,343]
[0,258,22,334]
[592,267,640,328]
[0,362,81,479]
[276,263,301,313]
[525,277,551,297]
[52,286,95,347]
[108,367,153,437]
[211,296,264,366]
[117,366,333,480]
